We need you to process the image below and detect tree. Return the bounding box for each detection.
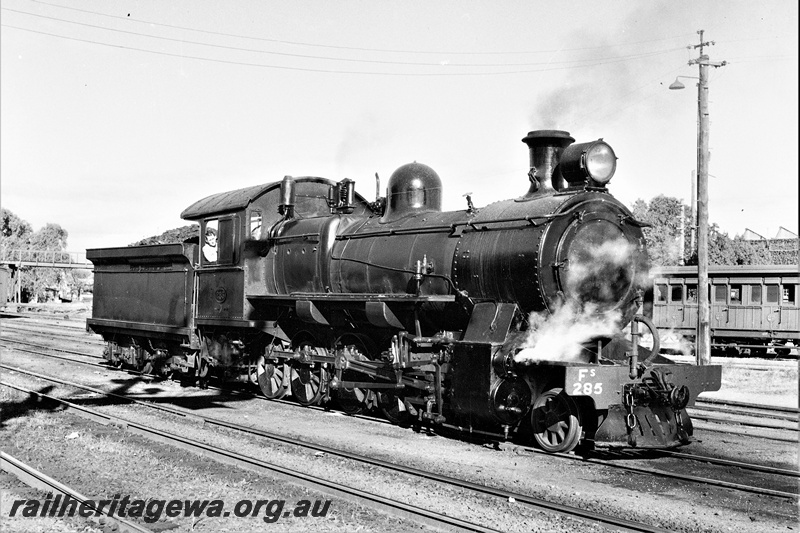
[631,196,775,267]
[631,195,690,267]
[1,208,33,249]
[702,225,772,266]
[0,209,71,302]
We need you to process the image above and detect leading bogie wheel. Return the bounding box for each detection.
[256,354,288,400]
[530,388,582,453]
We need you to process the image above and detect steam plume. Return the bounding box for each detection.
[514,235,647,364]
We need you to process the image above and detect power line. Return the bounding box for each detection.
[3,6,685,68]
[1,23,681,76]
[24,0,696,56]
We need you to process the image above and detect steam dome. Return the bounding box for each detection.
[381,162,442,222]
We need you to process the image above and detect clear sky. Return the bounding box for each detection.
[2,0,798,256]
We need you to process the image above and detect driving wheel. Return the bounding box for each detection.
[256,354,288,400]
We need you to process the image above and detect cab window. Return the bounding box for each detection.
[250,210,263,240]
[217,217,236,264]
[202,216,237,265]
[202,220,218,264]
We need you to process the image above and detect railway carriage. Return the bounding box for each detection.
[87,130,722,453]
[653,265,799,357]
[0,265,12,305]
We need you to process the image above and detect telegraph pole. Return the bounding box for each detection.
[691,30,726,366]
[690,170,696,256]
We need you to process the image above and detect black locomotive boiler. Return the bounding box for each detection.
[87,130,721,453]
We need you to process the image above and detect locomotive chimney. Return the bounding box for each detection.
[521,130,575,197]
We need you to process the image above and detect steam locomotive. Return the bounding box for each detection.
[87,130,721,453]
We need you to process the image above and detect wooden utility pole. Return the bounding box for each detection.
[691,30,726,365]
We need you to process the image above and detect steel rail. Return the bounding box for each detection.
[4,339,798,474]
[1,321,96,336]
[0,366,673,533]
[687,411,798,431]
[0,338,105,360]
[696,397,799,415]
[1,324,104,347]
[691,421,799,443]
[652,449,799,478]
[542,447,798,500]
[1,381,503,533]
[689,404,798,423]
[1,451,153,533]
[4,340,798,498]
[6,332,799,439]
[1,314,89,328]
[1,379,673,533]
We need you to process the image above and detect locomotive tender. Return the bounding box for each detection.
[88,130,721,453]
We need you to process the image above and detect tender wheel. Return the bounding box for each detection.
[256,354,288,400]
[530,388,582,453]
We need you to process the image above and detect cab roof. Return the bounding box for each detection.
[180,177,335,221]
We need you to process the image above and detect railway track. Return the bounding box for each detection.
[3,357,797,504]
[3,333,797,443]
[2,323,104,348]
[1,451,153,533]
[0,375,677,533]
[3,321,797,501]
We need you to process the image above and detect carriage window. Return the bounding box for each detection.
[670,285,683,303]
[729,284,742,305]
[713,285,728,303]
[656,284,667,303]
[783,285,796,305]
[766,285,780,303]
[686,285,697,303]
[750,285,762,305]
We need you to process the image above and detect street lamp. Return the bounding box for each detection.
[668,76,698,90]
[669,30,726,366]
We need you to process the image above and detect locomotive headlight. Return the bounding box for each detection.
[559,139,617,186]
